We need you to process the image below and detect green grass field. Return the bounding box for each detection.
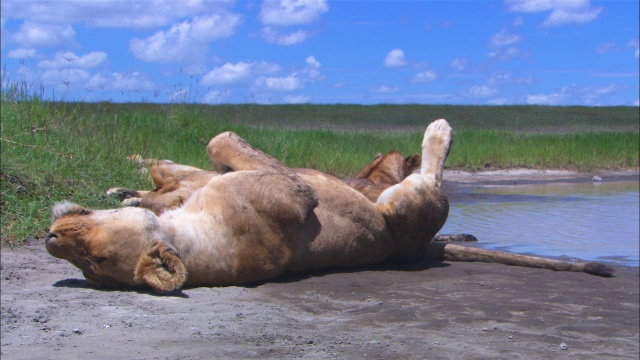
[1,80,638,245]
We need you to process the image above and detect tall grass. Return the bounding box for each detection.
[1,78,638,245]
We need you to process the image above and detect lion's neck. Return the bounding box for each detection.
[158,208,240,285]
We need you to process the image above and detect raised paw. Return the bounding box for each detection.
[421,119,453,185]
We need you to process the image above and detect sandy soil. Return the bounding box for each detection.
[2,169,638,360]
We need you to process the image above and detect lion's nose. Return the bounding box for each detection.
[44,233,56,244]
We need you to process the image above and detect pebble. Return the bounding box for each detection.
[592,176,602,182]
[560,342,568,350]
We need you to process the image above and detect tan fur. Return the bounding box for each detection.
[46,120,612,293]
[108,151,417,215]
[345,151,421,202]
[107,158,207,207]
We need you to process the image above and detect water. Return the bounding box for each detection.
[441,181,640,266]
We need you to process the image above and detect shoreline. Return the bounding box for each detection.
[442,168,639,203]
[443,168,639,185]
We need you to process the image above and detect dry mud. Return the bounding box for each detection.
[2,170,638,359]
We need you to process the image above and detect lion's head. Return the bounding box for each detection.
[45,201,186,292]
[345,151,422,202]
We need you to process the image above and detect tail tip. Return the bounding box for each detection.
[583,262,615,277]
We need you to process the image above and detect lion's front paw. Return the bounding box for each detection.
[106,188,141,202]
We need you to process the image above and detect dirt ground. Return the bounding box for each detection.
[2,169,639,360]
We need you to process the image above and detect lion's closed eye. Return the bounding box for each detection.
[88,255,107,264]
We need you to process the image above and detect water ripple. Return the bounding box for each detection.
[441,181,639,266]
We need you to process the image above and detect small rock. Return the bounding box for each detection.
[560,342,568,350]
[592,176,602,182]
[73,329,83,335]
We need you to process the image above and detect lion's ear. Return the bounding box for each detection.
[149,167,179,194]
[134,241,186,293]
[404,154,422,175]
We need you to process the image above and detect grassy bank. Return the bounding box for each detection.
[1,83,638,245]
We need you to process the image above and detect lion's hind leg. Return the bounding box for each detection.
[206,131,317,206]
[420,118,453,187]
[376,119,452,258]
[377,119,452,206]
[207,131,297,175]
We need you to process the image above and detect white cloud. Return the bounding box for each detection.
[41,68,91,88]
[411,70,438,83]
[202,61,280,86]
[513,16,524,26]
[7,48,36,58]
[261,26,309,45]
[38,51,108,69]
[505,0,602,27]
[384,49,406,68]
[129,13,242,63]
[34,68,153,98]
[303,56,323,80]
[488,46,520,59]
[595,84,616,95]
[130,22,205,64]
[283,94,310,104]
[259,0,329,26]
[487,97,511,105]
[109,71,155,91]
[526,87,570,105]
[450,58,467,71]
[468,85,498,97]
[202,89,231,104]
[306,56,320,68]
[85,71,155,92]
[542,6,601,27]
[370,85,399,94]
[202,62,257,85]
[490,29,521,47]
[487,72,512,84]
[596,42,618,55]
[170,88,190,103]
[488,72,535,85]
[1,0,234,29]
[255,75,304,91]
[189,13,243,42]
[11,21,76,48]
[524,84,619,105]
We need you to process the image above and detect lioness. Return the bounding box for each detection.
[46,120,612,293]
[107,151,421,214]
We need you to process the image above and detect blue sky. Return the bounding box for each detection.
[1,0,638,106]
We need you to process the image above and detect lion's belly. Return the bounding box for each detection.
[290,175,394,272]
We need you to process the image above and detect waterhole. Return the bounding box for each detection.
[441,181,639,266]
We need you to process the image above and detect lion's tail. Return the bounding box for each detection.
[426,242,614,277]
